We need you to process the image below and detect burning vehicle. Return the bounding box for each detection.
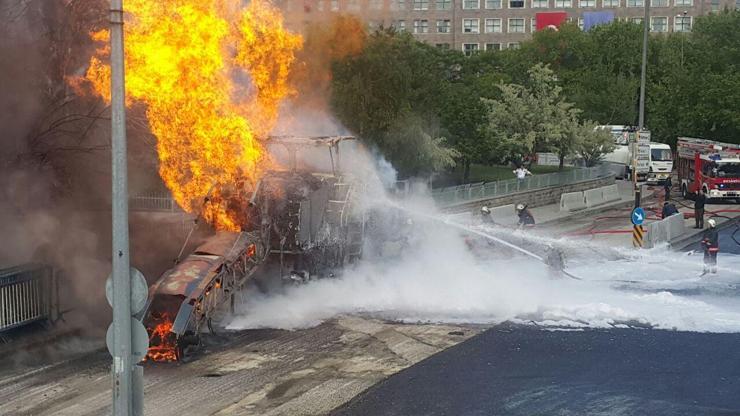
[142,136,369,361]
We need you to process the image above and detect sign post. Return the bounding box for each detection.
[631,207,646,248]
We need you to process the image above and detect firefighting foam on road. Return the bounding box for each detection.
[227,191,740,333]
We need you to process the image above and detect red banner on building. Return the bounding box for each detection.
[535,12,568,31]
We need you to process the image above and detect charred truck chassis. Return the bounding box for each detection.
[142,136,366,361]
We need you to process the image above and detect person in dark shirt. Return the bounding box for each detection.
[694,188,706,229]
[701,218,719,275]
[661,201,679,219]
[663,176,672,202]
[516,203,535,228]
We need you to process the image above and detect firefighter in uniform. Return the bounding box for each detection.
[701,218,719,275]
[479,206,496,226]
[516,204,535,228]
[545,245,565,279]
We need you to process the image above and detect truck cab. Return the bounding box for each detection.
[646,143,673,185]
[677,137,740,202]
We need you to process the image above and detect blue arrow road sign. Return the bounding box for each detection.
[631,207,646,225]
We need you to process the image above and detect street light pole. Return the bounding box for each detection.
[110,0,134,414]
[678,10,688,67]
[638,0,650,130]
[635,0,650,209]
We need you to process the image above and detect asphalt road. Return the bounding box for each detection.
[333,324,740,416]
[334,228,740,416]
[686,222,740,255]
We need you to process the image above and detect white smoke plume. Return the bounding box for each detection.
[229,138,740,334]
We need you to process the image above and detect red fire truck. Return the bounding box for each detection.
[678,137,740,202]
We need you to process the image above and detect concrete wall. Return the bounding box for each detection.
[444,176,615,213]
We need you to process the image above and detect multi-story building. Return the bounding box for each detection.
[276,0,738,54]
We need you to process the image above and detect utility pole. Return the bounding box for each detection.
[638,0,650,130]
[635,0,650,209]
[110,0,134,414]
[678,10,688,67]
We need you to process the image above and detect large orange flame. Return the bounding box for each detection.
[84,0,302,230]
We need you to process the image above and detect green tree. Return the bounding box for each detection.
[481,64,583,169]
[331,28,458,177]
[574,121,616,167]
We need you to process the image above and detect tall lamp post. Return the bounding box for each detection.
[677,10,688,67]
[109,0,138,415]
[634,0,651,208]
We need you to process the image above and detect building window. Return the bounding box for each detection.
[509,0,525,7]
[508,17,525,32]
[464,0,480,8]
[396,20,406,31]
[436,43,451,49]
[627,0,643,6]
[711,0,719,11]
[555,0,572,6]
[508,42,521,49]
[437,0,453,9]
[651,0,668,6]
[650,16,667,31]
[485,18,503,32]
[463,18,480,32]
[629,16,643,24]
[675,0,692,5]
[579,0,595,6]
[532,0,549,7]
[486,43,502,51]
[674,15,692,31]
[369,0,384,9]
[391,0,406,10]
[486,0,503,7]
[331,0,339,10]
[437,19,451,32]
[414,0,430,9]
[463,43,480,56]
[414,19,429,33]
[602,0,619,7]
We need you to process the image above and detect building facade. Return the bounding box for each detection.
[277,0,738,54]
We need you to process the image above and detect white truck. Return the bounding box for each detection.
[599,125,673,184]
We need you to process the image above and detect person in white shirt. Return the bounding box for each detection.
[513,167,532,180]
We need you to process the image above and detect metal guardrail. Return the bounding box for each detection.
[129,191,183,212]
[431,164,612,207]
[0,264,55,333]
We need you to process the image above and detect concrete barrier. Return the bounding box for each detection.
[601,184,621,203]
[644,213,686,248]
[489,204,518,226]
[584,188,607,208]
[666,213,687,241]
[560,191,587,212]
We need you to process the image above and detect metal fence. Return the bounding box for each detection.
[431,164,612,207]
[129,191,183,212]
[0,264,55,333]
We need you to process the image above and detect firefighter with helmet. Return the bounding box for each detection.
[479,206,496,225]
[516,203,535,228]
[701,218,719,275]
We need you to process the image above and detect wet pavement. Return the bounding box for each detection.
[333,228,740,416]
[333,323,740,416]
